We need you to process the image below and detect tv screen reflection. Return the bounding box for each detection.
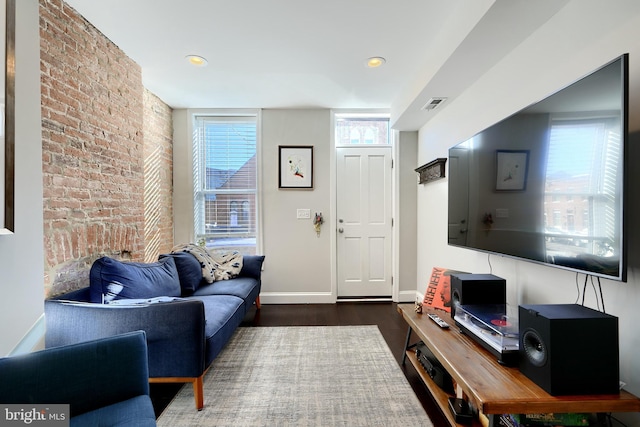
[448,55,627,281]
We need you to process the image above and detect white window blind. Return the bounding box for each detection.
[545,116,620,256]
[193,115,258,254]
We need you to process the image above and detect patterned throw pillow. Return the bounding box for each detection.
[171,243,243,283]
[209,250,243,281]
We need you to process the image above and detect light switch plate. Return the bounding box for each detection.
[495,208,509,218]
[297,209,311,219]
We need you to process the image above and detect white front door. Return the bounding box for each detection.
[448,146,469,246]
[336,146,392,298]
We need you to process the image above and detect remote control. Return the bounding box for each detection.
[428,313,449,329]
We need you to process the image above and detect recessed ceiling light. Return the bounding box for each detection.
[186,55,208,67]
[366,57,386,68]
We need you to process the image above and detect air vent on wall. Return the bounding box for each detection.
[421,97,447,111]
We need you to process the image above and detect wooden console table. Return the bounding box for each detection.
[398,304,640,426]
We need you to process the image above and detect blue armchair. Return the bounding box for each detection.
[0,331,156,427]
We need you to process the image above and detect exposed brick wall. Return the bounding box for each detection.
[40,0,174,296]
[143,90,174,262]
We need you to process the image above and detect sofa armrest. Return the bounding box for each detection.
[0,331,150,418]
[45,298,207,378]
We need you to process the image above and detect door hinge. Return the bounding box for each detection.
[391,218,394,227]
[391,159,394,168]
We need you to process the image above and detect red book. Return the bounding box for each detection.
[422,267,467,313]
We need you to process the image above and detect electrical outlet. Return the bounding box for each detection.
[297,209,311,219]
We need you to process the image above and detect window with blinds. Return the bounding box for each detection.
[193,115,258,254]
[544,115,621,256]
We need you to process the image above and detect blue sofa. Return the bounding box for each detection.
[45,252,264,410]
[0,331,156,426]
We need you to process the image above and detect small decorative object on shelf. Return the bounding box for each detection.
[415,299,423,314]
[415,158,447,184]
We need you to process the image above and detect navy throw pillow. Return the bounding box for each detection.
[240,255,265,280]
[89,256,181,303]
[159,252,204,295]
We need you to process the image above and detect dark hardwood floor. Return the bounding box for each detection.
[150,302,449,425]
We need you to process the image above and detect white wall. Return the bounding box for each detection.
[173,109,335,303]
[415,1,640,423]
[171,109,193,245]
[397,131,418,301]
[258,111,419,302]
[0,0,44,356]
[173,108,418,303]
[260,109,333,303]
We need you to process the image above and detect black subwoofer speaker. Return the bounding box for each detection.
[450,274,506,318]
[518,304,619,395]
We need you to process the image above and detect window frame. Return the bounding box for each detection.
[191,110,262,254]
[334,112,390,146]
[544,113,621,256]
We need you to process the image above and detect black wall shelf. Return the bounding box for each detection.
[415,158,447,184]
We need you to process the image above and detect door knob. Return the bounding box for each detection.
[338,228,344,233]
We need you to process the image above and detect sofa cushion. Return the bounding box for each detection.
[171,243,218,283]
[159,252,204,295]
[240,255,265,280]
[189,295,246,364]
[89,256,181,303]
[193,276,259,301]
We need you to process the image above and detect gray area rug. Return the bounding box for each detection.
[157,326,432,426]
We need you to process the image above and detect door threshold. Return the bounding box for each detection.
[337,297,392,303]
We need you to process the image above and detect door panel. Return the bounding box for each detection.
[337,146,392,298]
[448,147,469,246]
[368,237,385,280]
[344,236,362,280]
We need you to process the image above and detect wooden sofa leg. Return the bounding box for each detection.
[150,374,206,411]
[255,296,261,310]
[193,374,204,411]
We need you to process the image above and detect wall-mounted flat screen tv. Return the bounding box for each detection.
[448,54,628,281]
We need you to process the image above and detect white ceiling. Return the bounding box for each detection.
[63,0,570,130]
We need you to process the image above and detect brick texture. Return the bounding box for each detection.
[40,0,174,296]
[143,90,174,263]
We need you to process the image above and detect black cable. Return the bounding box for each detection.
[487,253,492,274]
[581,274,588,305]
[598,276,606,313]
[574,273,581,304]
[590,275,600,311]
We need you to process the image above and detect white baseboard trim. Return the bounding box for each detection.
[260,290,420,305]
[397,290,419,303]
[337,297,392,303]
[259,292,336,304]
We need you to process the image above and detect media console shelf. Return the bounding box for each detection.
[397,304,640,426]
